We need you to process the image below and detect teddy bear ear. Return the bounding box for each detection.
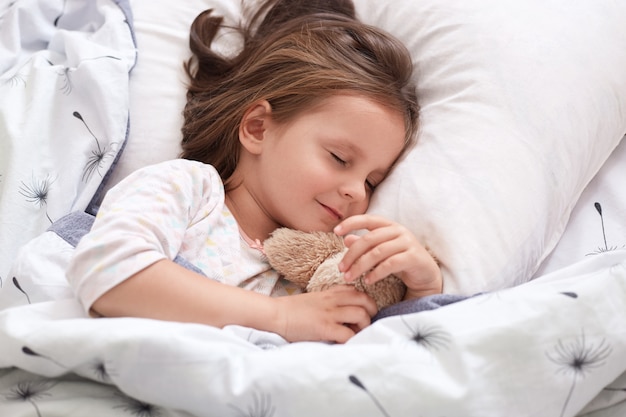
[307,250,348,292]
[263,228,345,286]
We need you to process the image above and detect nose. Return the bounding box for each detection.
[339,177,367,202]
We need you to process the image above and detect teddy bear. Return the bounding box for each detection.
[263,228,406,310]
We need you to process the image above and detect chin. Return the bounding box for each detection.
[290,223,335,234]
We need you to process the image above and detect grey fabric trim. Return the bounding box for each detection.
[373,293,473,322]
[48,211,96,247]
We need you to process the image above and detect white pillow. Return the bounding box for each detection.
[104,0,242,191]
[117,0,626,294]
[360,0,626,293]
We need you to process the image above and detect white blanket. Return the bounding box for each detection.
[0,249,625,417]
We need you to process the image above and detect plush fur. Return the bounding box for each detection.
[263,228,406,309]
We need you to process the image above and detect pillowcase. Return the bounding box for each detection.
[116,0,626,294]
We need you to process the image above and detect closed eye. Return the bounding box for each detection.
[331,153,347,166]
[331,152,378,192]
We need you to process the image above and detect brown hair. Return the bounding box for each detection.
[181,0,418,188]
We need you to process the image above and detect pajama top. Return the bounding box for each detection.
[67,159,301,313]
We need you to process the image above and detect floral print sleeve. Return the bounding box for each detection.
[67,159,226,311]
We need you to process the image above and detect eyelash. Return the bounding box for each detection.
[331,153,347,166]
[331,153,376,191]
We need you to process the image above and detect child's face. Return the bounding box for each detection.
[250,94,406,234]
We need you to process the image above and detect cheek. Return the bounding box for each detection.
[348,199,370,217]
[273,165,319,199]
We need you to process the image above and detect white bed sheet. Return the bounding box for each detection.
[535,137,626,277]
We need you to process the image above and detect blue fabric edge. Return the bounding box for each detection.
[86,0,137,215]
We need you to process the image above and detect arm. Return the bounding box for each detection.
[92,258,378,343]
[334,214,443,300]
[69,160,376,342]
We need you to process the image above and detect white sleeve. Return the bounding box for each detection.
[67,159,225,312]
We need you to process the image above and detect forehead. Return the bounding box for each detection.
[308,94,406,165]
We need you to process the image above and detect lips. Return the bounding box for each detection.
[320,203,343,221]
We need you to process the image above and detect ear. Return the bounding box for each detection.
[239,100,272,155]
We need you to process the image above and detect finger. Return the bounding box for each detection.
[328,324,356,344]
[346,323,361,335]
[361,250,410,285]
[347,290,379,317]
[349,238,408,281]
[334,214,390,236]
[336,305,372,332]
[340,227,401,276]
[343,234,359,247]
[327,286,378,317]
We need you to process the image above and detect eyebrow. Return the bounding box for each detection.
[338,140,364,158]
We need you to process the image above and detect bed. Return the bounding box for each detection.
[1,0,626,416]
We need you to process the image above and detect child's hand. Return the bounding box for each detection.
[273,286,377,343]
[334,214,442,300]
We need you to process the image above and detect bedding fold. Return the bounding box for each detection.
[0,0,136,280]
